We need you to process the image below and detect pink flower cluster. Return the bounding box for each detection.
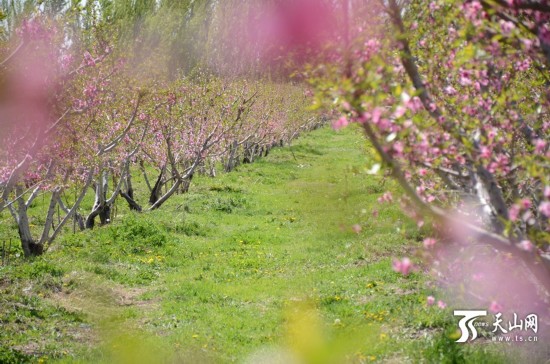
[423,237,437,248]
[332,116,349,130]
[426,296,446,309]
[462,1,485,25]
[378,191,393,203]
[392,257,413,276]
[16,18,54,41]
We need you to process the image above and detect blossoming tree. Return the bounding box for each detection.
[314,0,550,307]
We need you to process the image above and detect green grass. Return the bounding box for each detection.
[0,126,517,363]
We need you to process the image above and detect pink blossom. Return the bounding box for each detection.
[539,201,550,217]
[407,97,423,113]
[378,118,392,131]
[244,0,337,61]
[500,20,515,35]
[522,38,533,50]
[60,54,73,70]
[427,296,435,306]
[444,86,457,95]
[393,106,407,118]
[459,69,472,86]
[515,59,531,72]
[448,27,457,38]
[520,199,532,209]
[16,18,52,40]
[332,116,349,130]
[352,224,362,234]
[522,210,534,223]
[84,84,98,98]
[83,51,96,67]
[534,139,547,154]
[539,26,550,45]
[371,107,383,124]
[437,300,446,309]
[392,257,413,276]
[429,2,438,11]
[423,238,437,248]
[393,141,404,156]
[365,39,380,53]
[519,240,534,252]
[480,146,491,159]
[378,191,393,203]
[358,112,370,124]
[463,1,483,20]
[489,301,503,313]
[544,186,550,199]
[508,204,520,221]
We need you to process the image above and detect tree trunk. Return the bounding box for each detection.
[225,140,239,172]
[149,168,164,205]
[85,208,100,229]
[118,164,142,211]
[181,173,193,194]
[120,191,143,211]
[15,193,42,257]
[18,221,42,257]
[74,213,85,231]
[99,204,111,225]
[85,169,110,229]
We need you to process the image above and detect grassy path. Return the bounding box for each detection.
[1,126,507,363]
[140,126,418,362]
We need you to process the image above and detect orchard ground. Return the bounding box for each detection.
[0,126,536,363]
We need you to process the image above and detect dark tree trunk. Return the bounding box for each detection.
[85,204,112,229]
[120,166,142,211]
[225,140,239,172]
[74,213,85,231]
[85,208,100,229]
[120,191,143,212]
[18,228,42,257]
[99,204,111,225]
[15,192,43,257]
[28,241,43,256]
[181,173,193,194]
[149,169,164,205]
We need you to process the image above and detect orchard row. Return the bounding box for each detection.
[0,17,323,257]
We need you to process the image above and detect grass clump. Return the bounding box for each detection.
[109,214,167,250]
